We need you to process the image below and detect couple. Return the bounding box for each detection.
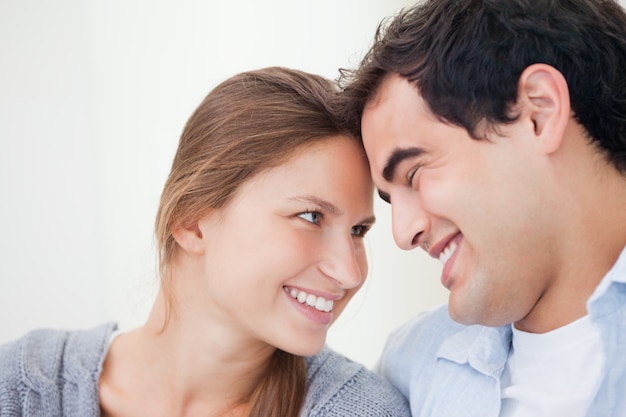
[2,0,626,416]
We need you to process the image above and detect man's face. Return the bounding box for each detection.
[361,74,559,328]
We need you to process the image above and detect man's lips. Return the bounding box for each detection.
[430,233,462,290]
[429,232,461,261]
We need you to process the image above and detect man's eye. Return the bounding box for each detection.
[378,190,390,204]
[298,211,322,224]
[407,165,422,188]
[351,224,371,238]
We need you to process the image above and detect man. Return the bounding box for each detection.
[340,1,626,416]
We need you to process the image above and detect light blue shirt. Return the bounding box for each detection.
[379,245,626,417]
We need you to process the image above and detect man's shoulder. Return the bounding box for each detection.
[377,304,468,397]
[304,347,411,416]
[386,304,466,357]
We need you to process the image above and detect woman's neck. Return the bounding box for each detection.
[99,290,274,417]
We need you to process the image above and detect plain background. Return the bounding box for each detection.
[6,0,623,370]
[3,0,479,369]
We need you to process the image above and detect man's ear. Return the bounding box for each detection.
[171,221,205,256]
[517,63,571,154]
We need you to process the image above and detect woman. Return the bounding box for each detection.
[0,67,410,416]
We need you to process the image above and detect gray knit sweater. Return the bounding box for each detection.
[0,323,410,416]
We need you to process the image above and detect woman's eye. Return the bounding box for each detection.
[351,224,371,238]
[298,211,322,224]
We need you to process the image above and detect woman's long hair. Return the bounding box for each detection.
[154,66,352,417]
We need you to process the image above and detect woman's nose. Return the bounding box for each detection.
[318,235,365,289]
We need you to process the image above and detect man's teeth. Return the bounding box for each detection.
[288,288,333,312]
[438,241,458,265]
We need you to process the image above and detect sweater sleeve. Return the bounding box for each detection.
[0,323,117,417]
[303,347,411,417]
[0,335,27,416]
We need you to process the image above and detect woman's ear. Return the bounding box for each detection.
[171,222,205,255]
[517,63,571,154]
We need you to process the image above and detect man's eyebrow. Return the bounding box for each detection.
[382,147,425,182]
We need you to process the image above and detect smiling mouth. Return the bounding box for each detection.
[284,287,334,312]
[438,240,458,266]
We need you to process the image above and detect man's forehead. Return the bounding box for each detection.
[364,73,411,111]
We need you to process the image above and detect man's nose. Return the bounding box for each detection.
[391,193,430,251]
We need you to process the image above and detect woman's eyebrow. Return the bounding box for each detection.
[289,195,342,216]
[382,147,425,182]
[289,195,376,224]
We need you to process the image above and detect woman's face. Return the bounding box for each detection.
[194,136,375,356]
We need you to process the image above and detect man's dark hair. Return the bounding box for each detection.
[340,0,626,172]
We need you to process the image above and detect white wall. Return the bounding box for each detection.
[10,0,623,371]
[0,0,105,339]
[0,0,449,369]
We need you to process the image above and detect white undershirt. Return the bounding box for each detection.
[107,329,122,351]
[499,315,604,417]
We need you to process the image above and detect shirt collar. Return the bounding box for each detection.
[588,244,626,318]
[433,244,626,380]
[437,323,511,378]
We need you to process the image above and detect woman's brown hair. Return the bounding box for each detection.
[154,66,353,417]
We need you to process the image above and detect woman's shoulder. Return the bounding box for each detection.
[0,322,117,415]
[303,346,411,417]
[0,322,117,373]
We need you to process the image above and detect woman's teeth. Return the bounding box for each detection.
[287,287,333,312]
[438,241,458,265]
